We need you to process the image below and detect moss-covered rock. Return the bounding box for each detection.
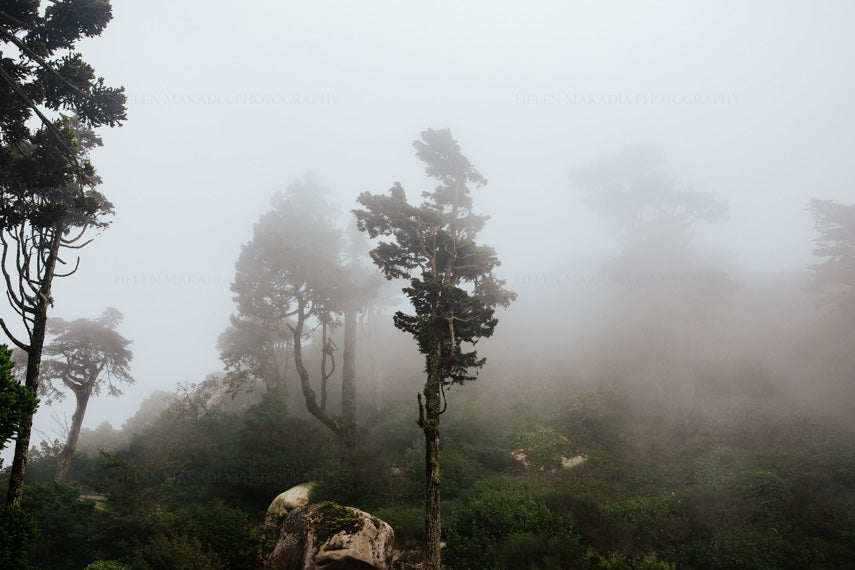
[265,501,393,569]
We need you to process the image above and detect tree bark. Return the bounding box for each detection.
[292,312,344,439]
[5,229,61,507]
[341,306,357,452]
[55,386,91,482]
[421,339,443,570]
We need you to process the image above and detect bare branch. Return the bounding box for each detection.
[61,225,88,245]
[0,318,30,351]
[60,238,94,250]
[54,257,80,278]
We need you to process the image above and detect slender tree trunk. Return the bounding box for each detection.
[5,230,61,507]
[371,363,384,421]
[421,339,443,570]
[292,312,344,438]
[55,386,91,482]
[320,319,329,410]
[341,306,357,452]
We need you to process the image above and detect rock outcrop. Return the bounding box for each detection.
[265,501,394,569]
[265,482,316,527]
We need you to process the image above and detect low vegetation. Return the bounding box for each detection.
[2,375,854,569]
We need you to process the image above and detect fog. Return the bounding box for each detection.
[6,0,855,443]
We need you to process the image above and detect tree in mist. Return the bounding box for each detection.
[218,315,292,399]
[227,175,376,451]
[0,119,119,506]
[808,198,855,309]
[0,1,125,145]
[38,308,133,481]
[574,145,728,276]
[353,129,515,569]
[0,1,126,507]
[573,146,732,404]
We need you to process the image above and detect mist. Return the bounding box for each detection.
[9,0,844,436]
[2,1,855,567]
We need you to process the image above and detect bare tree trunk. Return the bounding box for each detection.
[341,306,357,452]
[371,363,384,421]
[55,387,91,482]
[420,340,443,570]
[292,312,344,439]
[5,230,61,507]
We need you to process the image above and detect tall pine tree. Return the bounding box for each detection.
[354,129,515,569]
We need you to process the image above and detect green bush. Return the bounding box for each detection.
[516,426,571,471]
[173,499,260,569]
[444,477,576,569]
[734,470,790,514]
[586,550,676,569]
[373,504,423,543]
[22,481,103,569]
[310,455,397,511]
[559,387,629,452]
[131,534,226,570]
[84,561,131,570]
[0,506,39,569]
[501,533,585,569]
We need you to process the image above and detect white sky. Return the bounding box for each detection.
[5,0,855,439]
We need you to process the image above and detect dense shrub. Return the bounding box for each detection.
[0,506,39,569]
[444,477,577,569]
[131,534,226,570]
[172,499,260,569]
[373,504,423,543]
[84,562,130,570]
[22,481,103,569]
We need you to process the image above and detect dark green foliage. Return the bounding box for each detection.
[13,371,855,570]
[21,481,101,569]
[735,470,791,514]
[585,551,676,569]
[0,506,39,569]
[0,344,37,452]
[84,562,129,570]
[353,129,515,387]
[516,426,573,472]
[311,455,397,511]
[130,534,226,570]
[373,504,423,543]
[172,499,260,569]
[444,477,577,569]
[499,533,586,570]
[0,0,126,146]
[559,386,629,452]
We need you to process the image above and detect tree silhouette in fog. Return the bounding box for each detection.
[227,175,376,451]
[39,308,133,481]
[354,129,515,570]
[808,198,855,311]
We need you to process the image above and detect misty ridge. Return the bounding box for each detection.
[2,1,855,569]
